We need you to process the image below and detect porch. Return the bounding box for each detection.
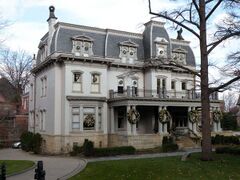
[108,103,222,149]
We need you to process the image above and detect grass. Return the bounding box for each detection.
[70,153,240,180]
[0,160,35,175]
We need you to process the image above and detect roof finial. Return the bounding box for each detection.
[47,6,57,21]
[177,28,184,40]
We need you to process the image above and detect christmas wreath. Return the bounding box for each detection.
[158,109,172,123]
[212,110,222,122]
[188,110,199,123]
[127,109,140,124]
[83,114,95,127]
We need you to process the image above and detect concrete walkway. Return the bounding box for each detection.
[0,148,86,180]
[87,148,201,162]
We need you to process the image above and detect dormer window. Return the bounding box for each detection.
[119,40,138,64]
[154,37,168,58]
[172,48,187,65]
[72,35,94,57]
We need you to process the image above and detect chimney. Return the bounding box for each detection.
[47,6,58,55]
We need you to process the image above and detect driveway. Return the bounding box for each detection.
[0,148,86,180]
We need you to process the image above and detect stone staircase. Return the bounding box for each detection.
[175,135,200,150]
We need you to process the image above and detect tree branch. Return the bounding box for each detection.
[207,31,240,54]
[209,75,240,93]
[148,0,200,39]
[206,0,223,21]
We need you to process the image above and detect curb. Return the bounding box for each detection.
[6,161,36,177]
[57,159,88,180]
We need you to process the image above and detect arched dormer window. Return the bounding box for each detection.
[154,37,168,58]
[119,40,138,64]
[72,35,94,57]
[172,48,187,65]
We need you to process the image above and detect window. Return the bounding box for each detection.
[98,107,102,131]
[41,77,47,97]
[72,35,94,57]
[40,110,46,131]
[83,107,95,130]
[162,79,166,89]
[171,81,175,90]
[117,78,124,94]
[91,73,100,93]
[182,82,186,90]
[30,84,33,101]
[132,79,138,96]
[119,40,138,63]
[118,108,125,129]
[72,107,80,130]
[72,72,82,92]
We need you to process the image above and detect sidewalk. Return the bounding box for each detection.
[87,148,201,162]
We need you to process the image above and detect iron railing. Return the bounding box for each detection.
[109,86,219,100]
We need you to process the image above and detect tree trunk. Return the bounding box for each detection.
[199,0,212,160]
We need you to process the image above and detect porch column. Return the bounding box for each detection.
[126,105,132,135]
[212,107,217,132]
[188,107,192,131]
[95,106,99,131]
[163,107,168,133]
[158,106,163,134]
[80,106,83,132]
[192,107,197,133]
[132,106,137,135]
[110,107,114,133]
[216,107,222,132]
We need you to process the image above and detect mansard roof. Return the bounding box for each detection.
[38,20,196,67]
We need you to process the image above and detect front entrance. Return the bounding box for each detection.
[168,107,188,135]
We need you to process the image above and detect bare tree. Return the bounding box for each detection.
[148,0,240,160]
[223,91,238,112]
[0,49,32,98]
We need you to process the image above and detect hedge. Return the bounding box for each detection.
[94,146,136,156]
[216,146,240,155]
[162,136,178,152]
[211,135,240,145]
[20,132,42,154]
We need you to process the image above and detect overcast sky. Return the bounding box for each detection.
[0,0,238,69]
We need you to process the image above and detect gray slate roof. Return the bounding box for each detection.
[37,20,196,67]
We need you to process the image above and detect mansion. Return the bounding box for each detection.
[29,6,222,154]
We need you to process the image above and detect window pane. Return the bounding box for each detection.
[91,84,100,92]
[74,73,81,82]
[73,83,82,91]
[92,74,100,83]
[72,107,80,114]
[72,122,80,129]
[83,107,95,114]
[171,81,175,90]
[182,82,186,90]
[72,115,79,122]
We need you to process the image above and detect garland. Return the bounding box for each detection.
[158,109,172,123]
[83,114,95,127]
[188,110,199,123]
[212,110,222,122]
[127,109,140,124]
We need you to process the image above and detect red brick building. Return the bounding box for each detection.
[0,78,28,147]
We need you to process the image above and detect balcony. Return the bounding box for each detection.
[109,87,219,100]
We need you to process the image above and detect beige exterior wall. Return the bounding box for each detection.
[41,133,108,154]
[109,134,163,149]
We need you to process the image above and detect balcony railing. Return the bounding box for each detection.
[109,87,219,100]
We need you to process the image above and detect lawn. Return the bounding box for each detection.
[70,153,240,180]
[0,160,35,175]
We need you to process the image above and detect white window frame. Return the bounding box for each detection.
[91,72,101,93]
